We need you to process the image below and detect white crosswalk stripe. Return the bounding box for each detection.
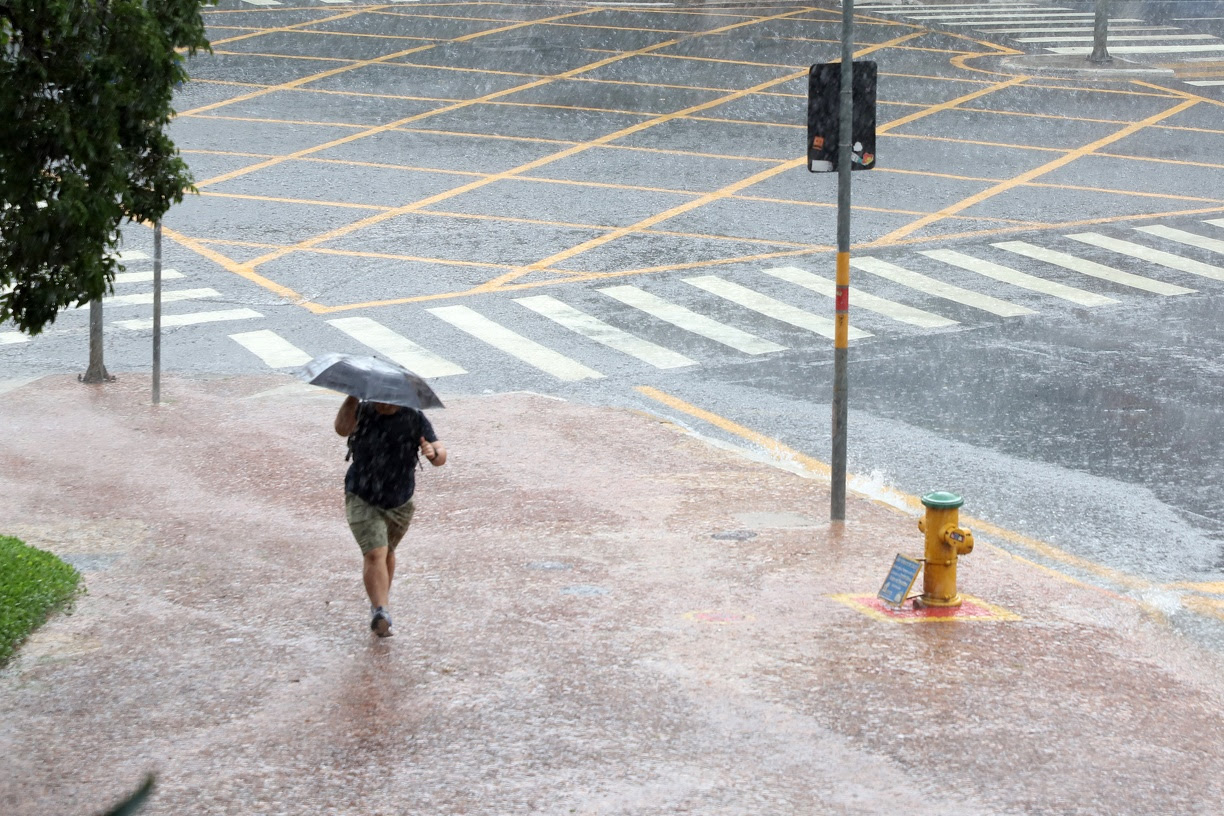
[762,266,957,328]
[87,288,220,308]
[114,308,263,330]
[1135,225,1224,256]
[921,249,1117,306]
[112,269,185,285]
[943,16,1143,27]
[515,295,696,369]
[1207,219,1224,231]
[908,12,1095,20]
[683,276,871,341]
[975,25,1178,33]
[1016,34,1216,43]
[1,332,30,345]
[599,285,786,355]
[429,305,604,381]
[230,330,312,369]
[1065,233,1224,283]
[850,257,1036,316]
[1188,80,1224,86]
[993,241,1194,295]
[1050,44,1224,55]
[328,316,466,378]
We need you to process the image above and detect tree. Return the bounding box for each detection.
[0,0,211,380]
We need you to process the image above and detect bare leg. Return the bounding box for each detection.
[363,547,391,609]
[386,547,396,594]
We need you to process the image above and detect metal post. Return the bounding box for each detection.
[1089,0,1111,64]
[152,222,162,405]
[831,0,854,521]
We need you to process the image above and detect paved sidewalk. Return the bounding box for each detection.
[1,374,1222,815]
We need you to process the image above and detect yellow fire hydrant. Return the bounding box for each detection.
[916,491,974,608]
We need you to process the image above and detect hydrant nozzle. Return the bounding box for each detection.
[916,491,974,608]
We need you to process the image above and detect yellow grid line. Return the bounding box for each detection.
[869,97,1202,246]
[231,6,835,288]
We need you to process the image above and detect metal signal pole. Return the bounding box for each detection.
[831,0,854,521]
[152,222,162,405]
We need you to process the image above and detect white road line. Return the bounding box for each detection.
[915,11,1096,20]
[993,242,1194,295]
[515,295,695,369]
[230,330,312,369]
[87,288,219,308]
[1016,34,1216,43]
[906,10,1086,20]
[239,0,281,5]
[428,305,603,381]
[850,258,1036,317]
[328,316,465,378]
[112,250,149,261]
[598,285,786,355]
[112,269,185,285]
[921,249,1117,306]
[1187,80,1224,86]
[1208,218,1224,230]
[762,266,957,328]
[1,331,30,345]
[912,11,1096,19]
[1066,232,1224,283]
[1136,224,1224,256]
[1049,44,1224,55]
[974,25,1177,33]
[684,275,871,340]
[861,3,1039,9]
[114,308,263,330]
[945,16,1142,26]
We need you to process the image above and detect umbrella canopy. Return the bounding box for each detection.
[298,353,444,410]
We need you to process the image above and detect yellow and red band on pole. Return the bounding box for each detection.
[834,250,850,349]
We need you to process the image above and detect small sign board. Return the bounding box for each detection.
[878,554,922,606]
[807,60,878,173]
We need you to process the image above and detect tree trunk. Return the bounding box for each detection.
[1089,0,1112,64]
[80,297,113,383]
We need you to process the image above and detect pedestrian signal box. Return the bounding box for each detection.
[807,61,877,173]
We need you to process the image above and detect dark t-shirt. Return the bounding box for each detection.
[344,403,438,509]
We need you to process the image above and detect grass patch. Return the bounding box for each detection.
[0,535,81,666]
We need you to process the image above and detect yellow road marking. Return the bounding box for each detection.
[634,386,1154,594]
[495,30,930,284]
[159,225,311,306]
[209,50,357,64]
[181,6,598,120]
[1096,151,1224,171]
[197,191,390,211]
[207,7,375,47]
[236,7,862,277]
[1166,581,1224,594]
[871,97,1201,246]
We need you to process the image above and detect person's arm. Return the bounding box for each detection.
[420,437,447,467]
[335,396,360,436]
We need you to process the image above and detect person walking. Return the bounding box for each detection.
[334,395,446,637]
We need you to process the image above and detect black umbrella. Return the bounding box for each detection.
[298,353,444,410]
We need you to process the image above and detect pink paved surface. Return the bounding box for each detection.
[1,374,1223,815]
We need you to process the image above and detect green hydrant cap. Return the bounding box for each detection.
[921,491,964,509]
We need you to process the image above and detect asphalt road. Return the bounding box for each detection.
[4,0,1224,641]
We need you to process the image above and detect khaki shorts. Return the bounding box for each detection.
[345,492,415,555]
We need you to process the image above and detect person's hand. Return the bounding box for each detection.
[420,437,437,462]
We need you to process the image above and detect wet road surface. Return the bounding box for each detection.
[3,0,1224,639]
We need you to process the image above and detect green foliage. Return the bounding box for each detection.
[0,0,212,335]
[0,534,82,666]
